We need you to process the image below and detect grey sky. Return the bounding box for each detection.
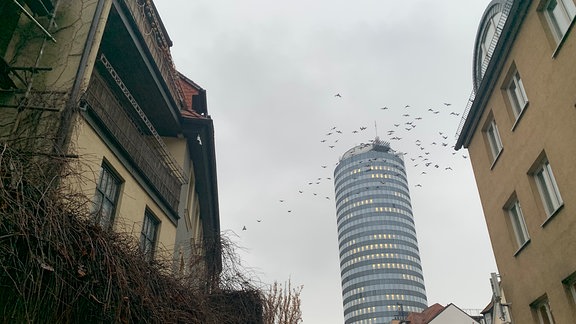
[155,1,497,322]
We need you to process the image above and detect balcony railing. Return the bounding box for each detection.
[83,71,180,212]
[121,0,184,110]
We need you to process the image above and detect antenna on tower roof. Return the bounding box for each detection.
[374,121,378,138]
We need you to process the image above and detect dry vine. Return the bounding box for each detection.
[0,143,264,323]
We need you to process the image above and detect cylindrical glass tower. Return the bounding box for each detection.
[334,138,427,324]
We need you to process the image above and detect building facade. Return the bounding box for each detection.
[334,139,427,324]
[0,0,220,282]
[456,0,576,323]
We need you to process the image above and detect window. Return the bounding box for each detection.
[485,118,503,162]
[562,272,576,304]
[93,164,121,228]
[531,296,555,324]
[533,160,563,217]
[479,11,503,78]
[544,0,576,42]
[140,210,160,260]
[506,70,529,120]
[507,199,530,249]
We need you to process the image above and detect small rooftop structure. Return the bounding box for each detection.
[340,137,404,161]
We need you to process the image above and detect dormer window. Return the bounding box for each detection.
[473,1,508,90]
[479,11,503,78]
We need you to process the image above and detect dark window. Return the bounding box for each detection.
[93,164,121,228]
[140,210,160,261]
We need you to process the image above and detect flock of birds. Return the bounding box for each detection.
[241,93,468,232]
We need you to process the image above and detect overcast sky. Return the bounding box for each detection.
[155,1,498,322]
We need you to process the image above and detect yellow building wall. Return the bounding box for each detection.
[71,117,178,260]
[164,136,206,274]
[466,2,576,323]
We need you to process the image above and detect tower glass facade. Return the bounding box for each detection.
[334,139,427,324]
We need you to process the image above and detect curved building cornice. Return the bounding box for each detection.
[473,0,508,91]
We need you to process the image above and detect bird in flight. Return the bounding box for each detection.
[334,93,342,97]
[242,226,247,231]
[257,220,262,222]
[380,107,388,110]
[444,102,451,106]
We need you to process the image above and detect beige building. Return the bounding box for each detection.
[456,0,576,323]
[0,0,220,281]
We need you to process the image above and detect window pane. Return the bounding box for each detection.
[487,120,503,159]
[508,72,528,118]
[536,170,555,213]
[547,0,576,40]
[538,303,553,324]
[93,165,121,228]
[535,161,563,215]
[509,202,529,246]
[140,212,159,260]
[565,0,576,18]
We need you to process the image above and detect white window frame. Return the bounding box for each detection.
[544,0,576,43]
[506,70,529,120]
[534,160,563,217]
[486,119,503,162]
[507,200,530,249]
[532,297,555,324]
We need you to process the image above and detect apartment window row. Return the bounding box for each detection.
[505,158,563,253]
[530,271,576,324]
[93,162,160,260]
[483,66,527,165]
[490,0,576,144]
